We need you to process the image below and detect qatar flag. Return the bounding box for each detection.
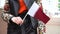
[27,1,50,24]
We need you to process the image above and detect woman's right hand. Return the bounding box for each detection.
[11,17,23,25]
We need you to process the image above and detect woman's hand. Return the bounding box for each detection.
[11,17,23,25]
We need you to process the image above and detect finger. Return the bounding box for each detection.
[17,17,23,24]
[11,17,19,24]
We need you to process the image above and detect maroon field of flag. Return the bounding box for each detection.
[27,2,50,24]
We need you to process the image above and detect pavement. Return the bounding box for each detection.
[0,9,7,34]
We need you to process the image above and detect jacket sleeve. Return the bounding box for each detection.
[1,10,14,22]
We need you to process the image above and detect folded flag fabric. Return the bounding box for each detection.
[27,2,50,24]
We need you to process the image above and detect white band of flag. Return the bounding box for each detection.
[27,1,40,17]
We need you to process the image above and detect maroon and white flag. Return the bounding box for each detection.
[27,1,50,24]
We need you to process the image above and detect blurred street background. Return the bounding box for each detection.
[0,0,60,34]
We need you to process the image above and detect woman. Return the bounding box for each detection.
[2,0,38,34]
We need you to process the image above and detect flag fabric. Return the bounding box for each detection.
[18,0,27,14]
[27,2,50,24]
[27,1,40,17]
